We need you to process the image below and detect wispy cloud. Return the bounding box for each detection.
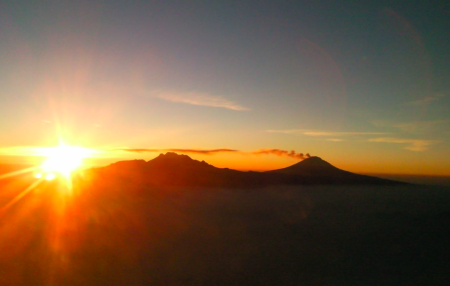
[393,120,449,134]
[154,91,249,111]
[118,148,239,155]
[266,129,388,137]
[117,148,309,159]
[252,149,308,159]
[405,93,445,106]
[371,120,390,128]
[368,137,436,152]
[326,138,345,142]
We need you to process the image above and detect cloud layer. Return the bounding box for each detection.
[369,138,436,152]
[393,120,449,134]
[117,148,238,155]
[251,149,308,159]
[118,148,309,159]
[266,129,388,137]
[154,91,249,111]
[405,93,445,106]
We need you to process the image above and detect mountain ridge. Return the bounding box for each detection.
[93,152,405,187]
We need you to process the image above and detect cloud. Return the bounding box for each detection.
[368,137,436,152]
[393,120,449,134]
[154,91,249,111]
[252,149,306,159]
[371,120,393,128]
[406,93,445,106]
[118,148,239,155]
[326,138,345,142]
[118,148,308,160]
[266,129,388,137]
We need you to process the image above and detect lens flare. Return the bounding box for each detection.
[45,173,56,181]
[40,144,92,178]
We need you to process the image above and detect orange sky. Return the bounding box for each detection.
[1,144,449,176]
[1,1,449,177]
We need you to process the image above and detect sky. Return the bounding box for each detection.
[0,0,449,175]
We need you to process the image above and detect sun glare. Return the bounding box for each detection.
[45,173,56,181]
[37,144,93,179]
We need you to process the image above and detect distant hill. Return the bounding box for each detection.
[91,153,404,187]
[266,156,401,185]
[267,156,345,175]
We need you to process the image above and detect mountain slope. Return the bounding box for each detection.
[267,156,349,176]
[267,156,401,185]
[92,153,404,187]
[98,152,263,188]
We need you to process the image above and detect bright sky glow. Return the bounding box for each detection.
[39,145,94,178]
[44,173,56,181]
[0,1,449,175]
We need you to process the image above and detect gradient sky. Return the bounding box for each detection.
[0,0,449,175]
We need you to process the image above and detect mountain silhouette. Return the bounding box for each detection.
[92,153,404,187]
[266,156,399,185]
[97,152,258,188]
[268,156,346,175]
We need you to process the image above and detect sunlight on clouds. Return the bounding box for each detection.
[0,146,99,158]
[266,129,388,137]
[117,148,239,155]
[393,120,449,134]
[369,138,436,152]
[0,146,46,157]
[153,90,249,111]
[115,148,308,160]
[405,93,445,106]
[0,145,103,170]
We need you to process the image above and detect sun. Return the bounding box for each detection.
[36,144,93,180]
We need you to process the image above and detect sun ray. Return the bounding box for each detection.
[0,166,40,180]
[33,143,96,193]
[0,179,43,218]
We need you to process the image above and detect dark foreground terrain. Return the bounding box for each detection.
[1,170,450,285]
